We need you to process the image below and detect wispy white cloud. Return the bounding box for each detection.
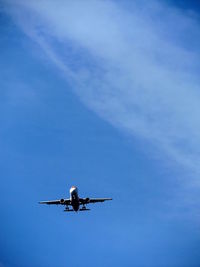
[5,0,200,177]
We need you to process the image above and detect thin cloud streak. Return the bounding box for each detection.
[6,0,200,177]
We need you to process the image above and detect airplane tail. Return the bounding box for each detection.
[79,208,90,211]
[63,209,74,212]
[63,208,90,212]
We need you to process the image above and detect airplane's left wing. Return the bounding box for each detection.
[39,199,71,205]
[79,198,112,204]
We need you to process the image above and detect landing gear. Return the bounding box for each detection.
[79,204,90,211]
[64,205,74,212]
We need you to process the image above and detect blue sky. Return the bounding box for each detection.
[1,1,200,266]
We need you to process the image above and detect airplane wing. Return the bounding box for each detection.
[39,199,71,205]
[79,198,112,204]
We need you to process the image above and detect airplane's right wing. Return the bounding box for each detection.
[39,199,71,205]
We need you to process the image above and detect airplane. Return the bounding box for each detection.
[39,186,112,212]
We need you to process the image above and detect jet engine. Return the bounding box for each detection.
[60,198,65,204]
[85,197,90,203]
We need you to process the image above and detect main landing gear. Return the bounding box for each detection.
[64,204,90,212]
[79,204,90,211]
[64,205,73,212]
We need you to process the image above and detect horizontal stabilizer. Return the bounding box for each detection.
[79,208,90,211]
[63,209,74,212]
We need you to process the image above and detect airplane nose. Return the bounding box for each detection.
[70,186,77,194]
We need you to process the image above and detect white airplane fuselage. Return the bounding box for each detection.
[70,186,80,211]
